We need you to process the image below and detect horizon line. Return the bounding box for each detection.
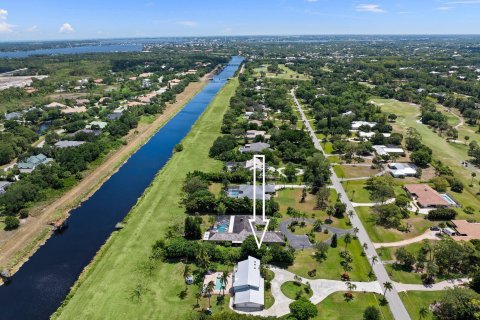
[2,33,480,44]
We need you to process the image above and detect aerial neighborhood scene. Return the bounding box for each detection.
[1,1,480,320]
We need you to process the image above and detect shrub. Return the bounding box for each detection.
[174,143,184,152]
[19,209,29,219]
[427,208,457,221]
[363,306,381,320]
[4,216,20,230]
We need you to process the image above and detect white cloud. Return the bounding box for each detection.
[176,20,198,28]
[355,4,385,13]
[0,9,14,33]
[306,0,318,2]
[26,25,38,32]
[59,22,75,33]
[436,6,453,10]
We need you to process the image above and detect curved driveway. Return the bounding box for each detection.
[279,218,351,249]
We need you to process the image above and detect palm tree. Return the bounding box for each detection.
[419,306,429,319]
[371,255,378,272]
[195,289,202,307]
[383,281,393,296]
[206,280,215,308]
[344,233,352,252]
[196,244,211,271]
[362,242,368,251]
[183,264,192,288]
[353,227,359,238]
[472,172,477,185]
[346,281,357,292]
[220,271,229,296]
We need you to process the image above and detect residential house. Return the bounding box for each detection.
[373,145,405,156]
[0,181,12,194]
[107,112,123,121]
[239,142,270,153]
[226,158,270,172]
[388,163,418,178]
[351,121,376,130]
[232,256,265,311]
[86,121,108,130]
[358,132,391,140]
[75,99,90,106]
[44,102,68,109]
[61,106,88,114]
[54,141,86,148]
[17,154,53,173]
[227,184,276,200]
[4,112,22,121]
[404,184,450,208]
[451,220,480,241]
[245,130,271,141]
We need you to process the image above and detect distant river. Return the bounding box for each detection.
[0,56,243,320]
[0,44,143,59]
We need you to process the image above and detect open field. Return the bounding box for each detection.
[276,188,348,229]
[356,207,433,243]
[334,165,382,179]
[315,292,394,320]
[0,73,214,276]
[253,64,311,80]
[287,236,372,281]
[53,79,239,319]
[372,98,480,213]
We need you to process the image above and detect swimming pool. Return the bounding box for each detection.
[441,193,456,205]
[215,276,225,291]
[215,222,229,233]
[228,189,240,197]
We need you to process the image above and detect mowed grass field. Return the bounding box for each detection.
[253,64,311,80]
[372,98,480,213]
[54,79,239,320]
[315,292,394,320]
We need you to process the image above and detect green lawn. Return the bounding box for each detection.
[315,292,394,320]
[373,98,480,212]
[276,188,348,229]
[281,281,313,300]
[377,240,436,262]
[400,291,445,320]
[253,64,310,80]
[356,207,433,243]
[288,236,371,281]
[343,180,371,203]
[53,79,240,320]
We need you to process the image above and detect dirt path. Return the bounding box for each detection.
[373,230,439,248]
[0,72,214,274]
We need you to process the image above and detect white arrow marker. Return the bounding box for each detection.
[248,155,270,249]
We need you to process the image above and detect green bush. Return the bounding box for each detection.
[4,216,20,230]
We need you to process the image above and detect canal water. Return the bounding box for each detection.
[0,56,243,320]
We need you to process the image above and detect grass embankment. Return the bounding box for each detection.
[53,79,239,320]
[373,98,480,215]
[315,292,394,320]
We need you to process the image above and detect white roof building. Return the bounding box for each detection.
[388,163,418,178]
[233,256,264,311]
[358,132,391,139]
[373,145,405,156]
[351,121,377,130]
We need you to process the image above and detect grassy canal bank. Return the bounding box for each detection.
[53,78,239,320]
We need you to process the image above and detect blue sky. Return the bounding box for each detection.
[1,0,480,40]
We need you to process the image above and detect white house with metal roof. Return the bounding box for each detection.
[232,256,264,311]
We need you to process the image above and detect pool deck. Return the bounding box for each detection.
[203,272,233,295]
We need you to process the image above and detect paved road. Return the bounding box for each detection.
[292,89,412,320]
[279,218,351,249]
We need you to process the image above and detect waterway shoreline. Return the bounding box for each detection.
[0,68,217,284]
